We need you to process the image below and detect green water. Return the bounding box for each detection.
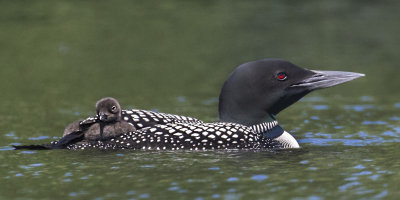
[1,0,399,199]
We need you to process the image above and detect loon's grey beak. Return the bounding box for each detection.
[291,70,365,90]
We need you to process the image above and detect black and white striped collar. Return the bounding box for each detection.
[250,120,284,139]
[250,120,278,133]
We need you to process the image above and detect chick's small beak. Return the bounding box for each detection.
[98,112,108,121]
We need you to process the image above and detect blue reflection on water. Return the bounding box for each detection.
[202,97,218,106]
[362,121,387,125]
[369,174,380,181]
[360,96,374,102]
[20,151,36,154]
[353,171,373,176]
[177,96,186,103]
[344,105,375,112]
[312,105,329,110]
[299,138,400,146]
[30,163,43,167]
[345,177,358,181]
[139,193,150,198]
[64,172,72,177]
[168,186,180,191]
[251,174,268,182]
[374,190,388,198]
[226,177,239,182]
[310,116,320,120]
[339,181,361,192]
[382,131,399,137]
[301,96,325,102]
[300,160,309,164]
[308,195,323,200]
[0,146,15,151]
[141,165,154,168]
[389,116,400,120]
[28,136,50,140]
[354,165,366,169]
[5,132,18,139]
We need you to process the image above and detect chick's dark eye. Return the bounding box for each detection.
[276,72,287,81]
[111,106,116,111]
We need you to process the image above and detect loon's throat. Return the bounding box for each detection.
[250,120,284,139]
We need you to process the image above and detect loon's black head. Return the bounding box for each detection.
[218,58,364,126]
[95,97,122,122]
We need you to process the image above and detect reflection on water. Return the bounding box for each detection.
[1,0,400,199]
[1,146,399,199]
[297,100,400,146]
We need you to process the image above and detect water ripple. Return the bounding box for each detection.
[312,105,329,110]
[251,174,268,182]
[0,146,15,151]
[299,138,400,146]
[360,96,374,102]
[344,105,375,112]
[28,136,50,140]
[226,177,239,182]
[362,121,387,125]
[382,131,399,137]
[300,160,309,164]
[389,116,400,121]
[141,165,154,168]
[20,151,36,154]
[354,164,366,169]
[339,181,361,192]
[353,171,373,176]
[374,190,388,198]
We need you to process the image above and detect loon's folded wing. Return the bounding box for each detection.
[13,131,85,150]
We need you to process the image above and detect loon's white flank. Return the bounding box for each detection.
[273,131,300,148]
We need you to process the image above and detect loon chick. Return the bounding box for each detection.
[86,97,136,140]
[13,97,135,150]
[64,58,364,150]
[63,97,135,140]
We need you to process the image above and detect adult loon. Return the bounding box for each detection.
[14,58,364,150]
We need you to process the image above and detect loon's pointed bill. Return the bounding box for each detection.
[291,70,365,90]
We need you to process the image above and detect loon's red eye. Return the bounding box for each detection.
[276,72,287,81]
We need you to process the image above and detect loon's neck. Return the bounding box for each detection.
[217,71,277,126]
[218,97,276,126]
